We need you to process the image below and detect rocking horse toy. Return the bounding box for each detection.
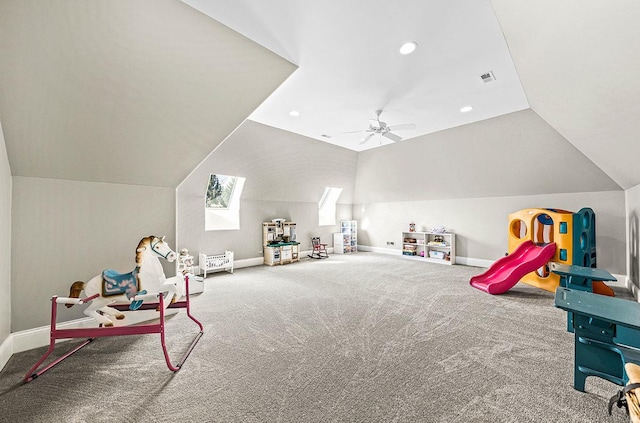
[66,235,182,327]
[23,235,203,383]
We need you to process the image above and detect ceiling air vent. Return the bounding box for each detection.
[480,71,495,83]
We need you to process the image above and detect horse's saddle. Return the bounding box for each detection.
[102,267,146,310]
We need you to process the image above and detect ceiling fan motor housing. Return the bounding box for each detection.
[353,109,415,145]
[369,121,388,132]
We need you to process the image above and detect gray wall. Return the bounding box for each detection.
[11,177,175,331]
[354,190,626,274]
[352,109,626,274]
[177,121,358,261]
[0,124,11,346]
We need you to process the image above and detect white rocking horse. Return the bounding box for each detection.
[67,235,182,327]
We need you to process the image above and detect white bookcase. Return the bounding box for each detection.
[401,231,455,265]
[334,220,357,254]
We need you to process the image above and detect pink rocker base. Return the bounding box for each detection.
[23,276,204,383]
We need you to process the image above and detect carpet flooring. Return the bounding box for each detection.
[0,252,633,422]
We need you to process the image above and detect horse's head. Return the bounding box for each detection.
[136,236,176,264]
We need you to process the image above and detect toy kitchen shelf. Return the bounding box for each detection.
[401,231,455,265]
[263,220,300,266]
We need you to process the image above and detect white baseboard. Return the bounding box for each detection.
[234,257,264,269]
[0,334,13,372]
[5,308,182,374]
[625,277,640,302]
[454,257,493,268]
[207,249,336,271]
[358,246,632,294]
[357,245,401,255]
[12,317,96,354]
[357,245,491,267]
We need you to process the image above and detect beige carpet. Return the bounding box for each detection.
[0,252,632,422]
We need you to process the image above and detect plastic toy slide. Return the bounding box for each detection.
[470,241,557,295]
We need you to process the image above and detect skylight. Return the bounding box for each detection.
[319,187,343,226]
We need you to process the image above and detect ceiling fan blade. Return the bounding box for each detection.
[382,132,402,142]
[341,129,366,134]
[387,123,416,131]
[358,133,376,145]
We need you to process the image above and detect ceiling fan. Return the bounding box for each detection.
[344,110,416,145]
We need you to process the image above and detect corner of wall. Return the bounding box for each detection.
[0,333,12,372]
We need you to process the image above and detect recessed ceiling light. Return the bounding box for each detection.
[460,106,473,113]
[289,110,300,117]
[399,42,418,55]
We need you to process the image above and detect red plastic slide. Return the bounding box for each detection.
[470,241,556,295]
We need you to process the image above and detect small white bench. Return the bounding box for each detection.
[199,251,234,278]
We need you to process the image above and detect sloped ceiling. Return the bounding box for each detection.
[0,0,296,187]
[179,0,640,192]
[1,0,637,196]
[491,0,640,189]
[354,109,621,204]
[179,120,358,203]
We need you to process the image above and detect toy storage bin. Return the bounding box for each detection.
[429,251,445,259]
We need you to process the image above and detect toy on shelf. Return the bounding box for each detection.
[66,235,182,327]
[470,207,615,296]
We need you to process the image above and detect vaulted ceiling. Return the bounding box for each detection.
[1,0,639,191]
[491,0,640,190]
[183,0,530,151]
[0,0,295,187]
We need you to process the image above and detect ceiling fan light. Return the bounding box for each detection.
[399,41,418,55]
[460,105,473,113]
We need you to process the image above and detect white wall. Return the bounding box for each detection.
[0,123,11,348]
[177,120,358,261]
[626,184,640,291]
[354,190,626,274]
[11,177,175,331]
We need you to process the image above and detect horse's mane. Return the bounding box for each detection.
[135,236,156,266]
